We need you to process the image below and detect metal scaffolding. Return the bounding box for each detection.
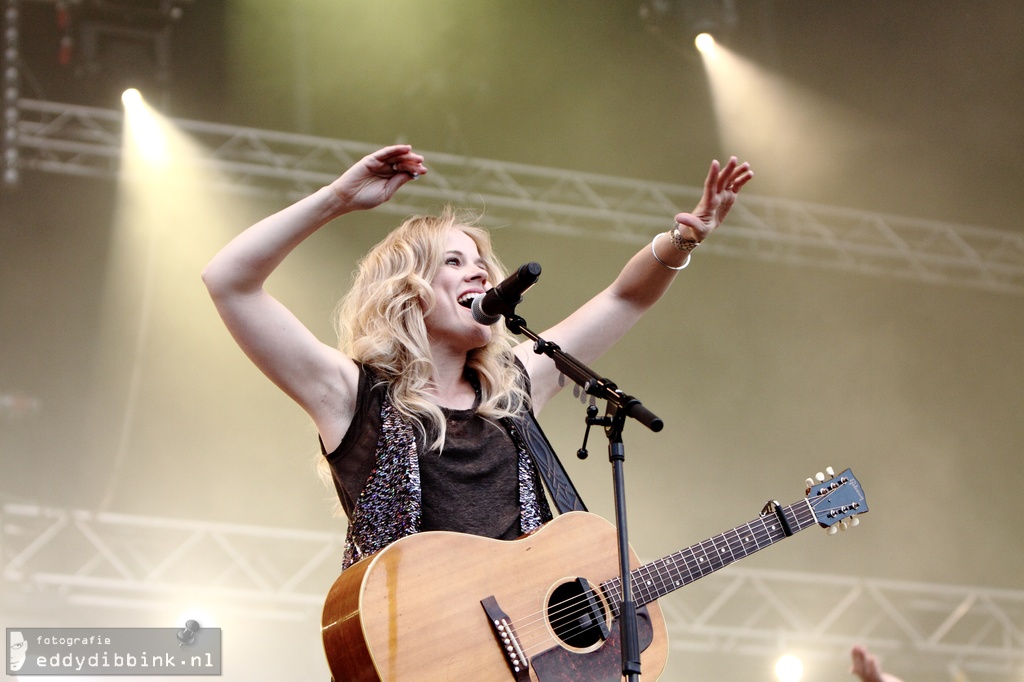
[3,502,1023,680]
[660,564,1024,680]
[8,98,1024,296]
[1,502,341,623]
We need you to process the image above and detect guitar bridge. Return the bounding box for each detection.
[481,595,530,681]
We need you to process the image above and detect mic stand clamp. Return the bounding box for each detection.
[504,312,661,682]
[577,404,600,459]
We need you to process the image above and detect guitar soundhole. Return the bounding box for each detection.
[546,580,607,650]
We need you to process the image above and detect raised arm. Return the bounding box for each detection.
[516,156,752,413]
[202,145,428,449]
[851,645,904,682]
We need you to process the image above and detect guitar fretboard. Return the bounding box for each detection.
[601,499,817,614]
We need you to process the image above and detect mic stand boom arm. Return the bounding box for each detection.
[504,312,661,682]
[504,315,663,434]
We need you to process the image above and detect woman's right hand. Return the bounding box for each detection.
[329,145,429,212]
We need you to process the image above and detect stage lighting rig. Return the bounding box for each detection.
[3,0,20,187]
[639,0,738,47]
[63,0,194,105]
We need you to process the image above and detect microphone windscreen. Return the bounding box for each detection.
[471,295,502,325]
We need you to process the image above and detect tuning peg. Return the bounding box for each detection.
[827,525,839,535]
[815,472,825,483]
[825,466,835,477]
[805,477,815,489]
[848,516,860,527]
[838,519,849,531]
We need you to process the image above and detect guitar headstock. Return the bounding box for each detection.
[804,467,868,534]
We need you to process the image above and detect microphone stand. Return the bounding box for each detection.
[503,311,662,682]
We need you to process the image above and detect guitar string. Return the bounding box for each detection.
[476,483,855,663]
[505,513,789,658]
[517,513,787,640]
[511,517,784,658]
[506,488,854,660]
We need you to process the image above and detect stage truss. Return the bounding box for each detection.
[2,502,1022,680]
[7,98,1024,296]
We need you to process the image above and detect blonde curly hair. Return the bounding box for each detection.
[334,206,529,450]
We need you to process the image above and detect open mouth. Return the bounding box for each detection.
[458,293,482,309]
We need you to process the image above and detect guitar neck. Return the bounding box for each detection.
[601,498,817,614]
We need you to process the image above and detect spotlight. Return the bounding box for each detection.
[684,0,736,50]
[122,87,143,108]
[75,1,195,108]
[775,654,804,682]
[694,32,716,53]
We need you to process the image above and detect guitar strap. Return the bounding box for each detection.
[512,410,588,514]
[476,358,587,515]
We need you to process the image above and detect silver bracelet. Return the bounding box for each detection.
[651,232,691,271]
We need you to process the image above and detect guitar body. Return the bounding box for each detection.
[322,512,668,682]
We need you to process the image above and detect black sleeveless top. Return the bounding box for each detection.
[419,403,522,539]
[324,364,529,542]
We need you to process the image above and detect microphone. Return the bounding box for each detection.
[471,262,542,325]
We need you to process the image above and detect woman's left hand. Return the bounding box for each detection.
[673,156,753,242]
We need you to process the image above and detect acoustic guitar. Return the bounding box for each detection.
[322,467,867,681]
